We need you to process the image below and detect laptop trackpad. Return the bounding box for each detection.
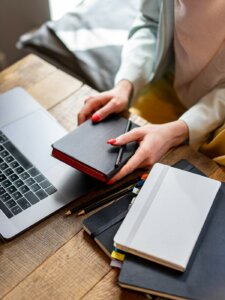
[2,110,67,174]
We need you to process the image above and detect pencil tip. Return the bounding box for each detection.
[65,210,72,216]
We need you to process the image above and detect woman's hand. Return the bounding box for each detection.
[107,120,189,183]
[78,80,133,125]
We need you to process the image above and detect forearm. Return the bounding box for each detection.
[115,2,160,98]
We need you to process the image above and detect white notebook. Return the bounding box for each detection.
[114,163,221,271]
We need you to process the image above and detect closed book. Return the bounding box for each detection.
[82,160,205,258]
[114,163,221,271]
[52,115,138,182]
[119,183,225,300]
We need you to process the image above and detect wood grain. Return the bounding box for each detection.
[3,231,111,300]
[81,269,146,300]
[0,55,56,93]
[27,69,83,110]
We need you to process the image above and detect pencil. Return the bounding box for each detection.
[65,177,138,216]
[76,185,134,216]
[115,119,132,167]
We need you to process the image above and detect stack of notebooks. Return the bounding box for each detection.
[83,160,225,300]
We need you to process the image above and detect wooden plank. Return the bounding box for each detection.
[0,55,56,93]
[0,210,85,299]
[27,69,83,110]
[81,269,146,300]
[3,231,111,300]
[210,165,225,181]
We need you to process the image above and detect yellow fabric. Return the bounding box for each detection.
[130,73,186,124]
[129,74,225,167]
[200,124,225,167]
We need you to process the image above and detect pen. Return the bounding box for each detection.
[76,185,134,216]
[115,119,132,167]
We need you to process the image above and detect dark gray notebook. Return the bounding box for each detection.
[52,115,138,182]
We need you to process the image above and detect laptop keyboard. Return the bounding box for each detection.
[0,131,57,218]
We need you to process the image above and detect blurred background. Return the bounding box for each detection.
[0,0,82,69]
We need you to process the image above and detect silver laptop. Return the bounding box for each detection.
[0,87,97,239]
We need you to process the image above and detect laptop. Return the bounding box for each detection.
[0,87,98,239]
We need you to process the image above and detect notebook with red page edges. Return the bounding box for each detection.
[51,115,139,182]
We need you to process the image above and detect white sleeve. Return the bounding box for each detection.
[114,0,160,97]
[179,89,225,147]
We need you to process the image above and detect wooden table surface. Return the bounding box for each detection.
[0,54,224,300]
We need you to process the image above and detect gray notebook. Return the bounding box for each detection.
[114,163,221,271]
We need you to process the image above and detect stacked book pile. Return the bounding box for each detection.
[83,160,225,300]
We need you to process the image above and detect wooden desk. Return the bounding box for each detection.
[0,55,224,300]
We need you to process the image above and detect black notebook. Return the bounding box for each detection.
[119,182,225,300]
[83,192,134,257]
[82,160,205,257]
[52,115,138,182]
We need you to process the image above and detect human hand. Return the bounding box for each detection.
[78,80,133,125]
[107,120,189,183]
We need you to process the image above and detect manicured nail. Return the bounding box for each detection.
[107,179,115,185]
[107,139,117,144]
[92,114,101,122]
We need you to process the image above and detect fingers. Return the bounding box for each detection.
[78,93,111,125]
[109,146,147,183]
[107,128,144,146]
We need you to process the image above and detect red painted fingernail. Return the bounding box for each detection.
[107,139,117,144]
[107,179,115,185]
[92,114,101,122]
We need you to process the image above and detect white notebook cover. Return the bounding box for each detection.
[114,163,221,271]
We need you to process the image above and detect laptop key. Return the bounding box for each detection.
[11,205,23,215]
[45,185,57,195]
[24,191,39,204]
[40,180,51,189]
[0,145,3,151]
[0,174,6,182]
[9,173,19,182]
[30,183,41,193]
[5,199,17,209]
[20,172,30,180]
[36,189,48,200]
[5,155,14,163]
[0,200,13,218]
[3,168,13,176]
[0,157,3,164]
[34,174,45,183]
[15,166,24,174]
[0,162,8,171]
[28,167,40,177]
[0,193,11,202]
[6,185,17,194]
[0,150,9,158]
[14,179,24,188]
[2,179,12,188]
[0,187,6,195]
[4,141,32,170]
[19,185,29,194]
[25,178,35,186]
[17,198,31,210]
[10,161,19,169]
[12,191,23,201]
